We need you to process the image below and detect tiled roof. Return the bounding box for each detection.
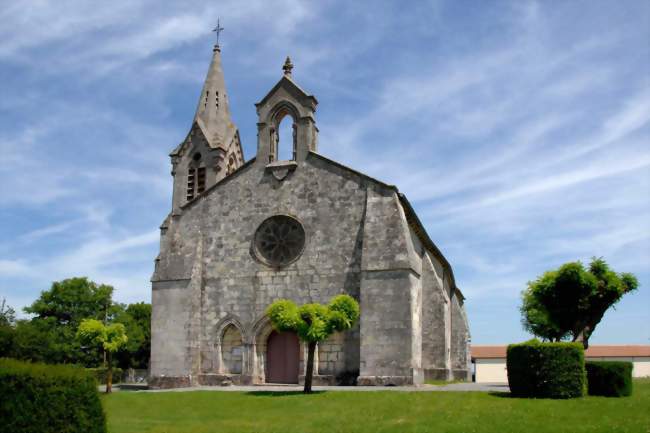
[471,346,507,359]
[471,345,650,359]
[585,345,650,357]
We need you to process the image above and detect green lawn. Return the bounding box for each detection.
[103,379,650,433]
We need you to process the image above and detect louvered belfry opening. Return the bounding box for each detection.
[197,167,206,194]
[186,152,207,202]
[186,168,196,201]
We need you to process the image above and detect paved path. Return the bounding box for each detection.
[107,382,509,393]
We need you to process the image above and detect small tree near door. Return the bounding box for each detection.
[266,295,359,393]
[77,319,128,393]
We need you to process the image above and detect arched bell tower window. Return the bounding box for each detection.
[269,106,297,163]
[186,152,206,201]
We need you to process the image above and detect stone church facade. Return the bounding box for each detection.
[150,44,470,388]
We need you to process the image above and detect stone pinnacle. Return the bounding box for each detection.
[283,56,293,77]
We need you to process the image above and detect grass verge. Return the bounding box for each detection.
[103,379,650,433]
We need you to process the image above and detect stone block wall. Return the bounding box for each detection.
[150,285,192,379]
[318,332,345,375]
[450,292,471,380]
[421,253,451,380]
[359,269,419,384]
[358,188,426,385]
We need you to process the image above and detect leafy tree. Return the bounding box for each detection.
[266,295,360,393]
[9,320,55,362]
[77,319,128,393]
[0,299,17,357]
[23,277,114,365]
[114,302,151,369]
[25,277,114,324]
[521,258,638,348]
[0,300,57,362]
[0,298,16,326]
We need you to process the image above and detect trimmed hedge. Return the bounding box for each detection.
[586,361,633,397]
[507,340,586,399]
[0,358,106,433]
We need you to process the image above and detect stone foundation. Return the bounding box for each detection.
[298,374,335,386]
[148,375,191,389]
[198,374,242,386]
[424,368,450,381]
[451,369,471,381]
[357,375,414,386]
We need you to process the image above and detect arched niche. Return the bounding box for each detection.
[213,316,246,375]
[220,324,244,374]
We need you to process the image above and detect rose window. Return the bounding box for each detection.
[254,215,305,267]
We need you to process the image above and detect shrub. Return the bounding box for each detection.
[586,361,633,397]
[0,358,106,433]
[507,339,586,399]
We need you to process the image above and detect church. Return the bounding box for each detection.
[150,42,470,388]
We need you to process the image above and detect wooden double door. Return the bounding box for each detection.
[265,331,300,384]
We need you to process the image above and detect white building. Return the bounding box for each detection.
[472,345,650,383]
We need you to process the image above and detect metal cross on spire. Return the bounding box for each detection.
[212,18,224,47]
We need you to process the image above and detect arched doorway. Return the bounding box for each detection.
[265,331,299,384]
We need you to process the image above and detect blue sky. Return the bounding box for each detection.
[0,1,648,344]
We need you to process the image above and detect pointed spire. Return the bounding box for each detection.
[193,45,237,149]
[283,56,293,77]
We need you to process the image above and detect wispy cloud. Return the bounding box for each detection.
[0,260,30,278]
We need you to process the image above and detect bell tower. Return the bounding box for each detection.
[254,57,318,167]
[169,43,244,214]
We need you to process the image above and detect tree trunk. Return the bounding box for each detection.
[106,351,113,394]
[304,341,316,394]
[573,327,590,350]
